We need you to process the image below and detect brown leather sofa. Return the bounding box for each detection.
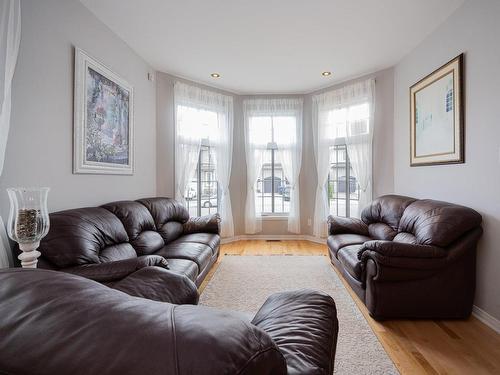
[0,268,339,375]
[327,194,482,320]
[36,197,221,304]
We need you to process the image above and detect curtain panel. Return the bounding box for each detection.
[0,0,21,268]
[174,82,234,237]
[312,78,375,237]
[243,98,303,234]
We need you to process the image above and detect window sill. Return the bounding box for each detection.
[261,215,289,221]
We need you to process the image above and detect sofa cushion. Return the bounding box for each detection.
[399,199,483,247]
[156,243,212,273]
[102,201,164,255]
[166,258,199,282]
[367,222,397,241]
[393,232,418,244]
[327,234,372,257]
[110,266,199,305]
[39,207,135,268]
[362,195,417,230]
[172,233,220,255]
[337,245,363,281]
[137,197,189,243]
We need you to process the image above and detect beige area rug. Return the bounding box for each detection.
[199,255,399,375]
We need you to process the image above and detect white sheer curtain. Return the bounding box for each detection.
[312,99,334,237]
[345,98,374,216]
[174,82,234,237]
[212,109,234,238]
[312,78,375,237]
[274,102,302,233]
[243,98,303,234]
[0,0,21,268]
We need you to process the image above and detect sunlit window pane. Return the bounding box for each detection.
[347,103,369,136]
[250,115,296,215]
[179,103,220,217]
[177,105,219,141]
[273,116,297,146]
[327,144,359,218]
[249,116,272,146]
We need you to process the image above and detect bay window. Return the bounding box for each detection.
[174,82,234,237]
[185,144,219,217]
[325,103,369,218]
[176,103,220,217]
[250,115,295,215]
[243,99,303,234]
[312,79,374,237]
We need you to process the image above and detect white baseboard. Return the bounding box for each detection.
[221,234,325,245]
[472,305,500,334]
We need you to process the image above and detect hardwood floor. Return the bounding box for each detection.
[200,240,500,375]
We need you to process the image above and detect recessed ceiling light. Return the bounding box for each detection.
[211,73,221,78]
[322,71,332,77]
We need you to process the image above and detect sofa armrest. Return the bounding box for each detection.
[111,267,199,305]
[328,215,369,236]
[252,290,338,375]
[183,213,221,235]
[356,241,450,282]
[64,255,169,283]
[358,240,447,260]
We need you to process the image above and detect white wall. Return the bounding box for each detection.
[156,68,395,236]
[0,0,157,233]
[393,0,500,319]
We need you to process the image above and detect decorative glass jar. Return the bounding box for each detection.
[7,187,50,268]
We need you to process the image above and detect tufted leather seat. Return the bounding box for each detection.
[36,197,221,303]
[156,242,213,273]
[327,234,372,258]
[166,258,199,282]
[171,233,220,255]
[337,245,364,281]
[327,194,483,320]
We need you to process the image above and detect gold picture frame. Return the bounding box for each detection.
[410,54,464,166]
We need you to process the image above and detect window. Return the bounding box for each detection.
[256,147,290,215]
[176,104,219,217]
[249,115,294,215]
[185,144,219,217]
[312,78,373,236]
[174,82,234,236]
[325,103,368,218]
[327,144,360,217]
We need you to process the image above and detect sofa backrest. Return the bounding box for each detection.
[39,207,135,268]
[361,195,483,247]
[101,200,164,256]
[137,197,190,243]
[398,199,482,247]
[39,197,190,268]
[361,195,417,240]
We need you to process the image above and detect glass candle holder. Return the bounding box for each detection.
[7,187,50,268]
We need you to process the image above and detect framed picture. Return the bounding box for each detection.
[74,48,134,174]
[410,54,464,166]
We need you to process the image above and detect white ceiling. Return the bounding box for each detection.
[80,0,464,94]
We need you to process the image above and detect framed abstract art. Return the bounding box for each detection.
[410,54,464,166]
[74,48,134,174]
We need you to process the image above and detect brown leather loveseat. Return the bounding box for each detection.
[36,197,221,304]
[327,194,482,320]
